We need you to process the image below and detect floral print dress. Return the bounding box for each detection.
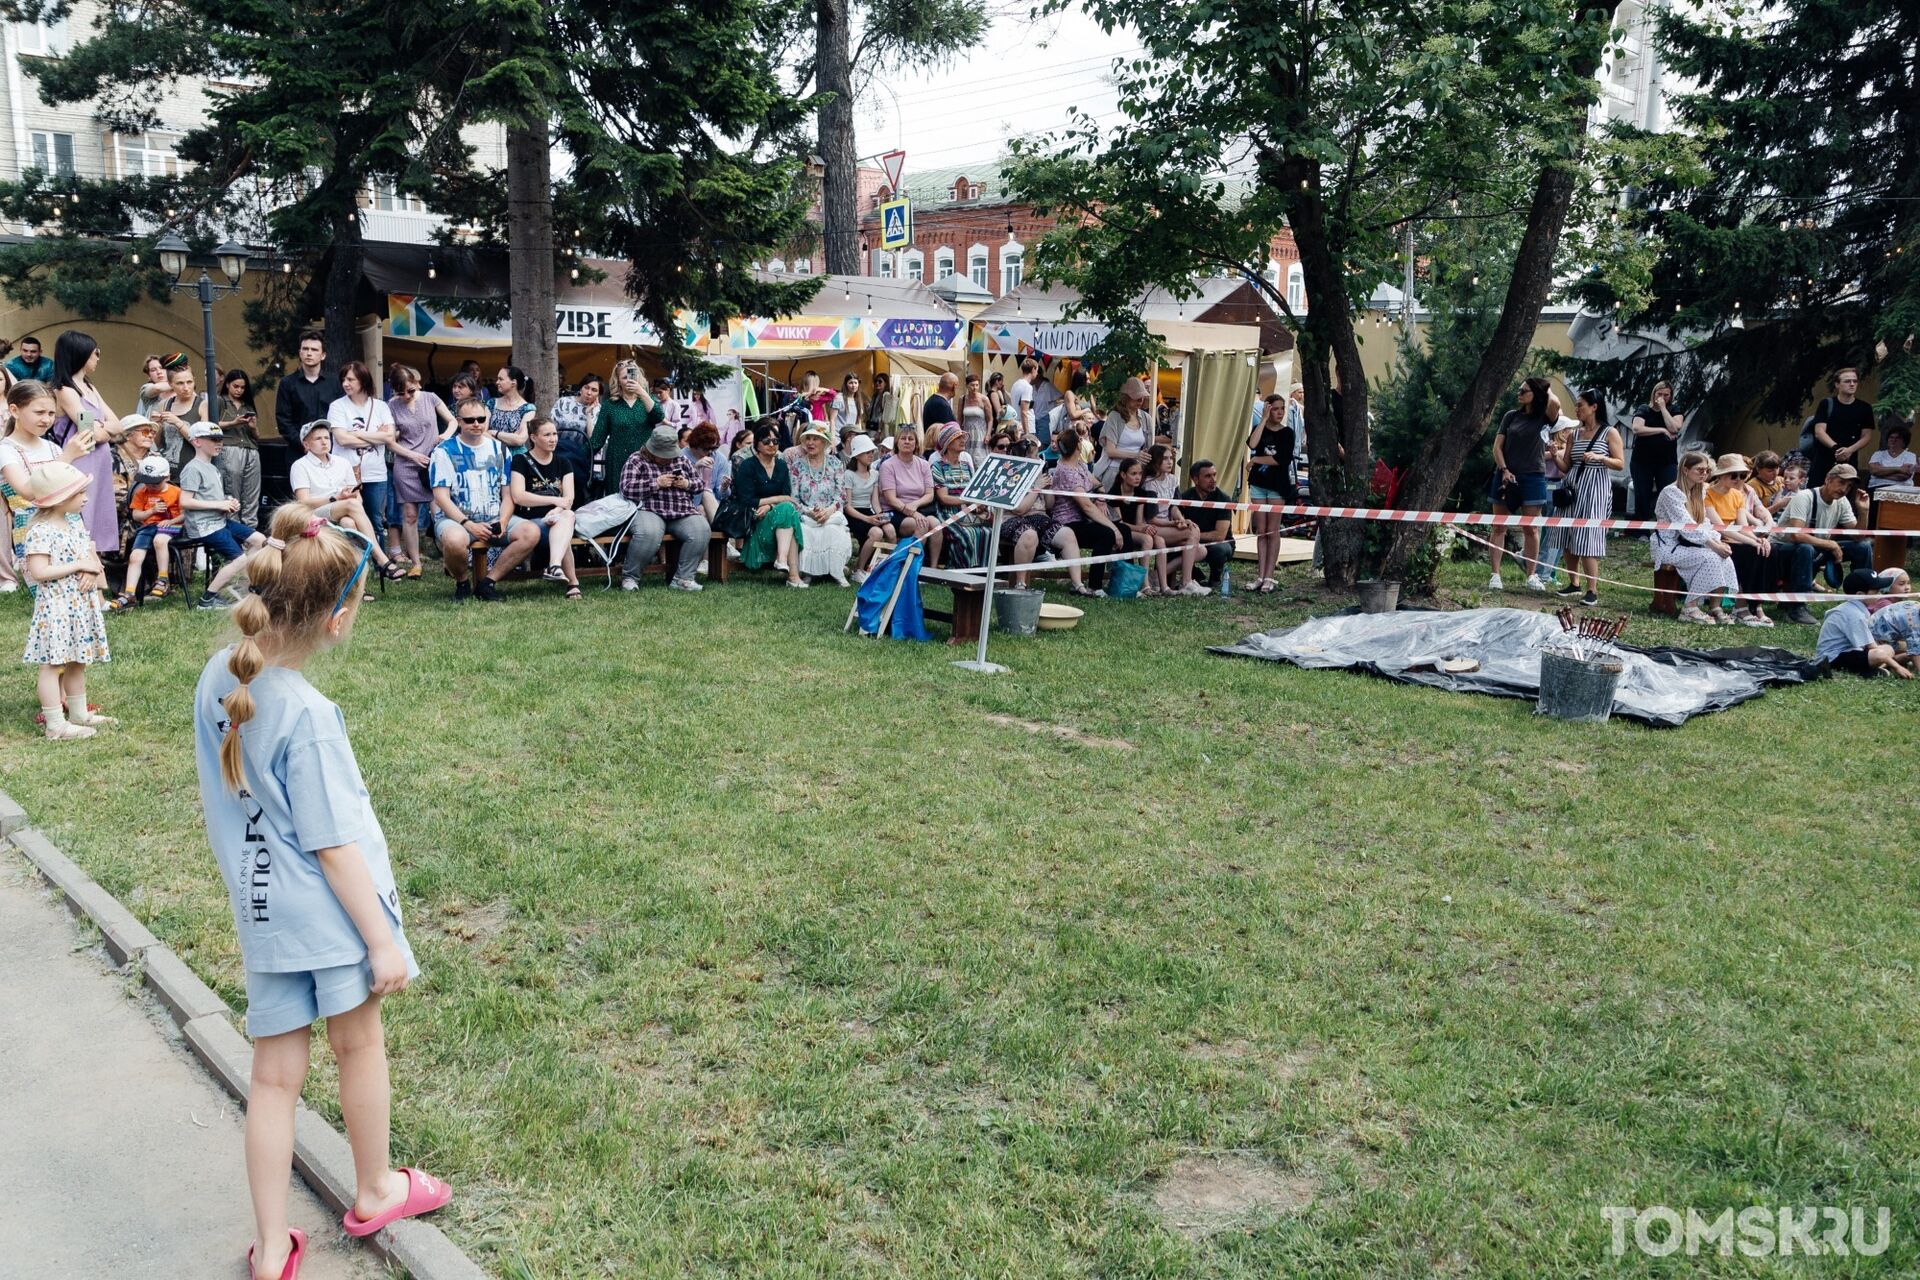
[21,517,109,666]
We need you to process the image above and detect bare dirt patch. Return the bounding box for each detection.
[1151,1154,1320,1238]
[984,714,1136,752]
[430,898,512,946]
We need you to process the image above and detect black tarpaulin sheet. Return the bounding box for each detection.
[1211,607,1823,726]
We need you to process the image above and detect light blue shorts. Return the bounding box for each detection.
[1248,484,1291,502]
[245,961,376,1038]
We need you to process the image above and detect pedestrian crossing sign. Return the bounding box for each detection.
[880,197,912,250]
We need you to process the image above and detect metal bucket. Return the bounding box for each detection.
[1536,649,1624,723]
[994,588,1045,636]
[1356,579,1401,614]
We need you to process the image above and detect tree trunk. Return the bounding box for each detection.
[1285,176,1372,588]
[816,0,859,276]
[322,215,364,365]
[508,120,559,407]
[1382,1,1621,575]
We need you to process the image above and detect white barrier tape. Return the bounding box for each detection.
[1450,524,1914,606]
[1039,488,1910,538]
[970,521,1318,579]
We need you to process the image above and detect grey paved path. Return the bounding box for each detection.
[0,855,383,1280]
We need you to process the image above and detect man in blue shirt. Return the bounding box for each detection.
[4,334,53,383]
[1815,570,1912,678]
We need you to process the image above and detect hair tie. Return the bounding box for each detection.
[263,536,285,550]
[303,516,325,538]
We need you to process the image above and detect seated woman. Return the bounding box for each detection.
[730,426,807,587]
[789,423,853,585]
[1046,424,1122,596]
[1106,457,1170,595]
[288,422,403,588]
[930,424,991,569]
[1141,443,1204,594]
[840,434,888,583]
[996,485,1080,592]
[1703,452,1778,627]
[683,422,724,521]
[508,417,581,598]
[1652,449,1740,625]
[875,425,943,568]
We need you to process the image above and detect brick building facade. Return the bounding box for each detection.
[775,159,1301,306]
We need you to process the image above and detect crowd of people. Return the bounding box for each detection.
[3,326,1916,738]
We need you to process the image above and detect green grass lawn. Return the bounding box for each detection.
[3,544,1917,1277]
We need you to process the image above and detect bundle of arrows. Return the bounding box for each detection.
[1545,608,1628,662]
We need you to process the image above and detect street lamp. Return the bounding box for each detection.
[155,233,249,406]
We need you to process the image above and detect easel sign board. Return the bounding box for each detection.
[961,454,1044,510]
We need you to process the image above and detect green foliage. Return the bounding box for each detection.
[1569,0,1920,418]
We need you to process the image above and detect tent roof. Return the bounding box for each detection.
[929,273,995,306]
[751,271,964,321]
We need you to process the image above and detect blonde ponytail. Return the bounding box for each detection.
[217,501,364,792]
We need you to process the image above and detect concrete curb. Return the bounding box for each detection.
[4,793,489,1280]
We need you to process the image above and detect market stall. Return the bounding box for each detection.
[719,275,969,427]
[970,282,1266,493]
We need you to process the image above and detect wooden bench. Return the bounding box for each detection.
[1650,565,1683,616]
[917,566,988,643]
[570,528,729,587]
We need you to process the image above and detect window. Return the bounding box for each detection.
[369,179,425,213]
[768,257,787,275]
[1286,264,1305,311]
[999,241,1024,294]
[903,249,924,282]
[934,247,954,280]
[14,17,68,55]
[794,258,812,275]
[28,131,74,177]
[114,132,181,177]
[968,244,989,289]
[877,254,894,279]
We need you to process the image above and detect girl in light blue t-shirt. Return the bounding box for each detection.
[192,501,451,1280]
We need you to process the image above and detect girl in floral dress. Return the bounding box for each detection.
[20,463,113,740]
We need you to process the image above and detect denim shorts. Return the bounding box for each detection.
[1489,472,1550,508]
[1248,484,1291,503]
[192,519,257,562]
[130,523,182,552]
[245,960,376,1037]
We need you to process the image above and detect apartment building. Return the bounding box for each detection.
[0,5,504,245]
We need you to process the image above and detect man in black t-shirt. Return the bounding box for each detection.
[1180,459,1235,587]
[921,372,958,431]
[1807,367,1874,489]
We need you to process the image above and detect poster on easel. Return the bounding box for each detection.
[961,454,1045,510]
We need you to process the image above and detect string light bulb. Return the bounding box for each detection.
[130,252,139,265]
[570,266,579,281]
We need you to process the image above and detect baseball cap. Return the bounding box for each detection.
[298,419,332,441]
[188,422,224,439]
[1827,463,1859,482]
[1842,569,1881,595]
[135,455,171,482]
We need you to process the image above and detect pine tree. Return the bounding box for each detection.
[1574,0,1920,417]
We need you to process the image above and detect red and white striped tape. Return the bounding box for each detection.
[1038,489,1908,539]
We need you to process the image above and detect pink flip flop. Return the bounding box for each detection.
[248,1227,306,1280]
[340,1167,452,1238]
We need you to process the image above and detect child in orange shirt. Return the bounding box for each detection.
[110,454,183,609]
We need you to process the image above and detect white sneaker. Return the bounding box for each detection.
[694,561,709,576]
[1524,574,1546,593]
[0,579,16,593]
[830,572,850,587]
[669,577,702,591]
[1181,580,1210,597]
[851,569,869,585]
[620,576,639,591]
[726,545,742,562]
[1486,573,1504,591]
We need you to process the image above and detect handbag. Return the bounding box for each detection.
[713,494,752,540]
[1108,559,1147,599]
[1552,477,1576,509]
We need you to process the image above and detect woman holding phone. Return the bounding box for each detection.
[51,331,126,554]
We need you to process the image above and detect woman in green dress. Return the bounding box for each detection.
[586,360,664,497]
[731,427,807,587]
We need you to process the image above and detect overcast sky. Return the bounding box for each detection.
[851,10,1139,175]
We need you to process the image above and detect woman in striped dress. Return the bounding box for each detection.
[1652,449,1740,625]
[1554,389,1623,606]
